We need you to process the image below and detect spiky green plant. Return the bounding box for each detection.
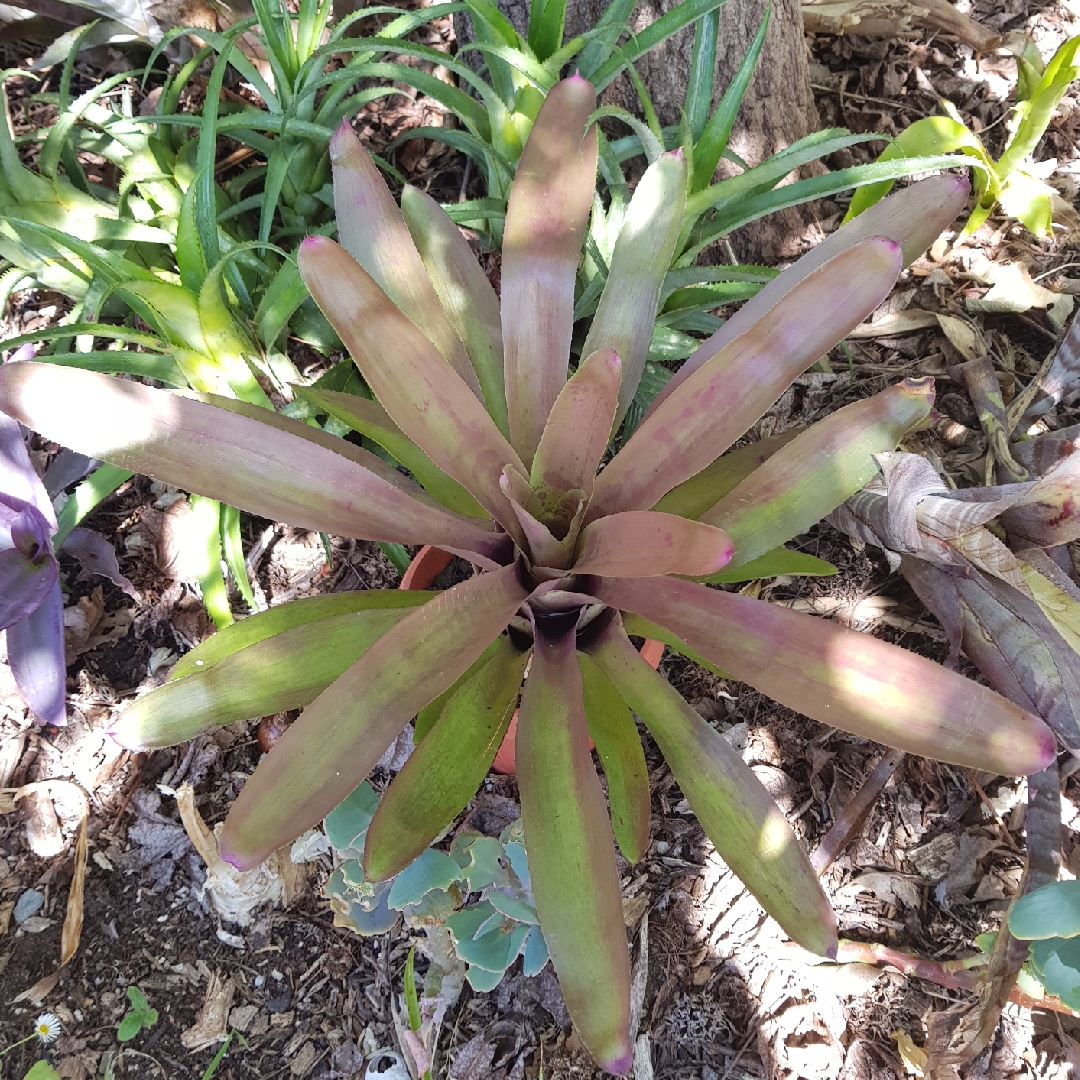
[0,78,1056,1073]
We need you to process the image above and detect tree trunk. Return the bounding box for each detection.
[453,0,821,260]
[565,0,822,261]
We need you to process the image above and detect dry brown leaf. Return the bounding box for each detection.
[60,811,87,966]
[181,970,235,1051]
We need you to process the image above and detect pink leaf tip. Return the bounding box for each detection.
[670,147,686,161]
[218,843,256,872]
[601,1049,634,1076]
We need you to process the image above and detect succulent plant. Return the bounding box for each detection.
[0,76,1057,1073]
[323,780,547,992]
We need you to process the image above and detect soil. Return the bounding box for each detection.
[5,2,1080,1078]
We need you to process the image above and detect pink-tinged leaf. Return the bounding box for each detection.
[1000,451,1080,546]
[579,653,651,864]
[0,363,508,567]
[295,386,486,518]
[502,76,599,465]
[299,237,526,539]
[594,575,1055,775]
[647,175,969,416]
[516,615,632,1075]
[400,184,508,436]
[111,607,419,750]
[652,429,802,520]
[8,578,66,726]
[586,616,837,956]
[703,378,935,567]
[329,124,481,396]
[572,511,733,577]
[590,238,903,518]
[531,348,621,507]
[364,636,528,880]
[581,151,688,432]
[506,492,576,570]
[0,410,55,526]
[219,563,528,870]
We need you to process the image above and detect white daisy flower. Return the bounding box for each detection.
[34,1013,61,1044]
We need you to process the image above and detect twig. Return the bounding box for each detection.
[811,748,905,872]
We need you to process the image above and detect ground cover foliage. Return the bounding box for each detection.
[5,0,1080,1077]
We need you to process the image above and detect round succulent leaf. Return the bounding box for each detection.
[465,964,506,992]
[502,838,531,892]
[455,920,527,972]
[522,924,550,976]
[1010,880,1080,940]
[462,835,515,893]
[446,899,501,944]
[324,781,380,853]
[386,848,465,909]
[488,890,540,924]
[1029,936,1080,1010]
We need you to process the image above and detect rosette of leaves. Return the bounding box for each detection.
[0,78,1058,1073]
[846,33,1080,238]
[323,781,547,992]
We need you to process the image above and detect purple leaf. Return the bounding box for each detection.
[7,577,66,726]
[60,527,138,598]
[0,545,58,629]
[298,237,526,539]
[0,410,55,527]
[572,511,734,577]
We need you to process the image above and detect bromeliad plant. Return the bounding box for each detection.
[0,78,1059,1073]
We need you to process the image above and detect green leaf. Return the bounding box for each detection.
[1029,936,1080,1010]
[116,1013,143,1042]
[364,636,528,880]
[692,4,767,192]
[696,547,837,584]
[220,502,256,612]
[590,0,730,93]
[581,150,688,431]
[527,0,568,62]
[594,575,1056,775]
[579,653,650,863]
[703,378,935,566]
[324,780,379,853]
[1010,880,1080,940]
[189,495,233,630]
[652,429,801,520]
[170,590,433,679]
[219,563,527,869]
[516,618,631,1073]
[844,117,994,222]
[111,606,419,748]
[53,462,133,549]
[589,616,837,956]
[413,637,505,742]
[24,1063,62,1080]
[400,184,509,438]
[619,613,729,678]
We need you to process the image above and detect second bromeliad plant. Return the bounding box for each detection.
[0,79,1062,1073]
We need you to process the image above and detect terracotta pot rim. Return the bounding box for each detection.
[400,546,664,776]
